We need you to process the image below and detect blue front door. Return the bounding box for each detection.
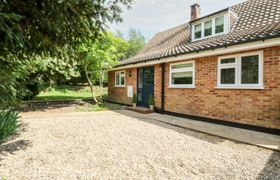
[137,67,154,107]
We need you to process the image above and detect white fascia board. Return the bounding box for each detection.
[109,37,280,71]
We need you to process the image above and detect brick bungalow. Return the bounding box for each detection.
[108,0,280,133]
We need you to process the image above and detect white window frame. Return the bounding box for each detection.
[217,51,264,89]
[115,70,125,87]
[192,12,229,42]
[169,61,195,88]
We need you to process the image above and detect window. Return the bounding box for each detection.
[204,20,212,37]
[169,61,195,88]
[194,24,202,39]
[241,55,259,84]
[192,14,227,41]
[215,16,224,34]
[217,51,263,89]
[115,71,125,87]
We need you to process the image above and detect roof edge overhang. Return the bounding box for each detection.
[109,37,280,71]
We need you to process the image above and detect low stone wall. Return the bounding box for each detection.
[19,98,96,111]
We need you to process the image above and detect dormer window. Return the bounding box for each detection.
[191,13,228,42]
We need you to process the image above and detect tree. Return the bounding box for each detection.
[0,0,133,107]
[126,29,146,58]
[78,32,129,102]
[0,0,133,53]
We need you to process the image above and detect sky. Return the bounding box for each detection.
[109,0,247,39]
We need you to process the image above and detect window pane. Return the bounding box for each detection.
[138,92,142,101]
[138,69,143,88]
[204,20,212,37]
[215,16,224,34]
[171,63,193,69]
[194,24,201,39]
[171,71,193,85]
[221,58,235,64]
[221,68,235,84]
[121,76,125,85]
[116,73,120,85]
[241,55,259,84]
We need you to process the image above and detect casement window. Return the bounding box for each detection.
[204,20,212,37]
[169,61,195,88]
[115,71,125,87]
[215,16,224,34]
[217,51,263,89]
[192,14,228,41]
[194,24,202,39]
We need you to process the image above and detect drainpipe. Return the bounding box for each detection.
[161,63,165,113]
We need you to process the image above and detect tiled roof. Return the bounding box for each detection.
[118,0,280,66]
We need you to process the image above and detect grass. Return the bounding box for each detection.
[35,85,106,101]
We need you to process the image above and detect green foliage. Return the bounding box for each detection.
[126,29,146,58]
[0,0,133,53]
[0,49,80,105]
[79,32,129,84]
[0,0,133,107]
[0,109,19,142]
[148,94,155,106]
[132,93,137,104]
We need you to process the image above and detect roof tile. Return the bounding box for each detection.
[119,0,280,66]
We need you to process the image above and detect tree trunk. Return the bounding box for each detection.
[99,69,104,93]
[84,65,98,103]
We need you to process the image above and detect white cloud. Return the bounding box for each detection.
[109,0,246,39]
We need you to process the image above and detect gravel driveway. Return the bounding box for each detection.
[0,110,279,179]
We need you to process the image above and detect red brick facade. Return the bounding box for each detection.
[108,46,280,130]
[108,68,137,105]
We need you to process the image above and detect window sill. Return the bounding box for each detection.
[168,85,195,89]
[192,32,226,42]
[216,86,264,90]
[115,85,125,88]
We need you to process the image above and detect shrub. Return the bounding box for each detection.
[148,94,155,106]
[132,93,137,104]
[0,109,19,142]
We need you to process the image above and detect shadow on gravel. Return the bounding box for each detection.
[0,140,31,161]
[0,121,31,161]
[257,151,280,179]
[115,110,225,144]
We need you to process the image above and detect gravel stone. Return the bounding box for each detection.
[0,110,279,179]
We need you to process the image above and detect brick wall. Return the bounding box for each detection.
[154,64,162,108]
[161,46,280,129]
[108,46,280,129]
[108,68,137,105]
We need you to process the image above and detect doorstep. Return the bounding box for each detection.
[126,106,154,114]
[120,110,280,151]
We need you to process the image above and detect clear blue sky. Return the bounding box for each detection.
[109,0,246,39]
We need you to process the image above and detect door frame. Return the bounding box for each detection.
[137,66,154,107]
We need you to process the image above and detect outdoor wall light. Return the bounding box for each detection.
[129,71,132,77]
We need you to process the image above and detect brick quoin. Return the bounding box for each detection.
[108,46,280,130]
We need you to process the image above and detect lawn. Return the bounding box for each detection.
[35,85,106,101]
